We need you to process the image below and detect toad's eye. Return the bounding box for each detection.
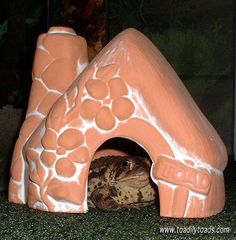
[123,160,131,169]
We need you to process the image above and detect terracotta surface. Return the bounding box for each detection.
[9,27,227,218]
[8,27,88,204]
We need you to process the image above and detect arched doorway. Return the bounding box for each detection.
[87,137,160,211]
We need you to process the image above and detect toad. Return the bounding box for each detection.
[87,156,157,210]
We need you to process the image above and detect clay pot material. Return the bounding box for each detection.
[8,27,88,204]
[9,27,227,218]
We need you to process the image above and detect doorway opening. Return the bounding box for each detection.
[87,137,159,212]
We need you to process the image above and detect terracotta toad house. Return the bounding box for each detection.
[9,27,228,218]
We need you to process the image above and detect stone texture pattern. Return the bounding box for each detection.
[9,27,88,204]
[9,27,227,218]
